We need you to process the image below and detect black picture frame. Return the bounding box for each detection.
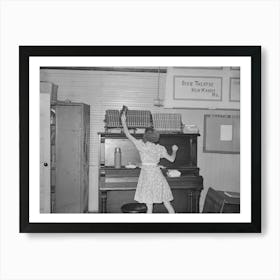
[20,46,261,233]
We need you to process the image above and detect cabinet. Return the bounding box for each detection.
[52,102,90,213]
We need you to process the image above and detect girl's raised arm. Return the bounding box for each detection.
[121,113,137,143]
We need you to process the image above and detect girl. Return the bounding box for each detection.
[121,112,178,214]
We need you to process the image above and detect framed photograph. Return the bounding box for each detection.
[20,46,261,233]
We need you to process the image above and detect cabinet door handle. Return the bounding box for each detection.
[43,162,48,167]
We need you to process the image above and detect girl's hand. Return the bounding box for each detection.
[172,145,178,152]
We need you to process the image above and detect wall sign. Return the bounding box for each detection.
[173,76,222,101]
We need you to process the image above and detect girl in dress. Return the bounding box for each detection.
[120,112,178,214]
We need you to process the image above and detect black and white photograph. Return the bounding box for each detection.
[20,46,261,233]
[40,66,241,215]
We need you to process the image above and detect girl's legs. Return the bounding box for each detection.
[146,203,153,214]
[163,201,175,213]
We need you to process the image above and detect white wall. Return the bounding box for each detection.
[1,1,280,280]
[41,68,240,212]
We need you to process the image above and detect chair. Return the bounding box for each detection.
[202,187,240,213]
[202,187,224,213]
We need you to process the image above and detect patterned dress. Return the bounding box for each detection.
[132,139,174,204]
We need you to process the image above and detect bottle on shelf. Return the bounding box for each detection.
[114,147,122,168]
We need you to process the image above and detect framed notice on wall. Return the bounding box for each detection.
[230,77,240,102]
[173,76,222,101]
[203,113,240,154]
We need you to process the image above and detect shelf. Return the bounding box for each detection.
[98,132,200,138]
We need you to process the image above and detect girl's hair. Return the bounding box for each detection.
[143,128,160,143]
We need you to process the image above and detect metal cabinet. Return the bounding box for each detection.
[53,102,90,213]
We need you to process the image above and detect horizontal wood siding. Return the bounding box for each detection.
[41,70,167,166]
